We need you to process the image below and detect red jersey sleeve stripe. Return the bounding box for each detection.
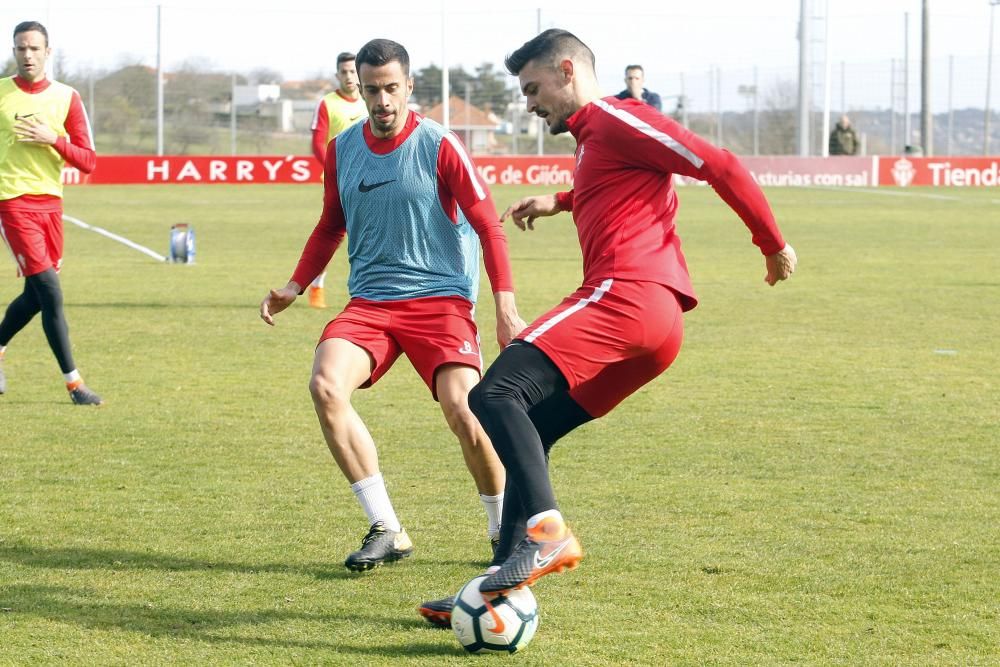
[593,99,703,169]
[442,132,486,201]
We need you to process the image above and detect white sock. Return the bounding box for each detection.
[0,346,6,356]
[480,492,504,539]
[526,509,563,531]
[350,472,401,532]
[311,272,326,289]
[64,369,82,384]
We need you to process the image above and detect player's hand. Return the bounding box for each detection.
[765,244,797,286]
[493,291,526,348]
[14,117,58,145]
[260,283,300,325]
[500,194,560,231]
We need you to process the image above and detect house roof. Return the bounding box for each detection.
[424,96,498,129]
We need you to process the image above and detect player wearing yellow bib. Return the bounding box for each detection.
[307,52,367,309]
[0,21,101,405]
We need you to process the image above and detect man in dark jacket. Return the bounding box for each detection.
[615,64,662,112]
[829,115,859,155]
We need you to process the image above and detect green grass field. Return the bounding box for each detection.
[1,183,997,665]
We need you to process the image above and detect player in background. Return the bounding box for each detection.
[419,28,796,626]
[306,51,367,309]
[0,21,101,405]
[261,38,525,572]
[615,64,662,111]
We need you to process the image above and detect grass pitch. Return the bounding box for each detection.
[0,183,997,665]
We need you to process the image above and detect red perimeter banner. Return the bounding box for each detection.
[65,156,323,185]
[877,156,1000,187]
[63,155,1000,188]
[64,155,577,187]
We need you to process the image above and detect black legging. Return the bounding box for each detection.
[0,268,76,373]
[470,341,593,565]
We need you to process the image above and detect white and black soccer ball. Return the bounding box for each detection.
[452,575,539,654]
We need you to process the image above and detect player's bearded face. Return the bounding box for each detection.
[519,62,574,135]
[360,61,413,139]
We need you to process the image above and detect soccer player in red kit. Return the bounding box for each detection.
[418,28,796,624]
[261,39,525,572]
[0,21,101,405]
[306,51,367,309]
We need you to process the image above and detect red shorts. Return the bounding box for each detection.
[517,279,684,418]
[320,295,482,399]
[0,210,63,277]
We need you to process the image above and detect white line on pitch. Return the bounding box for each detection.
[808,186,962,201]
[63,215,167,262]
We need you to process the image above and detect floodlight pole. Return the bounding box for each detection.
[904,12,911,150]
[798,0,812,156]
[921,0,932,156]
[230,72,237,156]
[442,8,450,131]
[537,8,544,156]
[679,72,688,127]
[841,60,846,112]
[715,66,722,147]
[947,55,954,155]
[465,81,472,149]
[88,75,96,130]
[156,4,164,156]
[821,2,832,158]
[986,0,1000,154]
[753,67,760,156]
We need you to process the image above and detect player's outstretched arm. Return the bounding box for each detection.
[500,194,561,231]
[493,290,526,348]
[260,281,301,325]
[764,245,797,286]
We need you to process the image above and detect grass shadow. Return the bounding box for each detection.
[0,583,460,657]
[0,540,354,581]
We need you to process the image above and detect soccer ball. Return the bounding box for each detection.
[452,575,539,654]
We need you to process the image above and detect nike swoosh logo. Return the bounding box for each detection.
[14,113,36,120]
[533,539,570,570]
[483,598,506,635]
[358,179,395,193]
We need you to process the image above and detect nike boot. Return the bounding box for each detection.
[344,520,414,572]
[479,515,581,593]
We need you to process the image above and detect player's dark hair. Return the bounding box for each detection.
[13,21,48,47]
[625,64,644,74]
[504,29,595,76]
[356,39,410,76]
[336,52,356,67]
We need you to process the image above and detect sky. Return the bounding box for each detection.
[3,1,999,111]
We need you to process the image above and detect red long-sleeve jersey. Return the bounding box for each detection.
[291,111,513,295]
[555,96,785,312]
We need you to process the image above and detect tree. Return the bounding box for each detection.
[471,63,511,114]
[759,79,798,155]
[247,67,283,85]
[412,62,513,113]
[93,63,156,151]
[165,59,231,153]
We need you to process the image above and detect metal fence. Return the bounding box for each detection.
[5,4,998,157]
